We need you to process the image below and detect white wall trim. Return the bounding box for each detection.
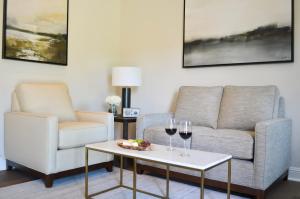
[0,156,6,171]
[289,167,300,182]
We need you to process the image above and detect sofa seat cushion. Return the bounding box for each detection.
[16,83,77,122]
[58,122,107,150]
[144,126,191,148]
[192,126,254,160]
[175,86,223,129]
[218,86,280,131]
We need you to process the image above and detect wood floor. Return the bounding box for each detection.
[0,168,300,199]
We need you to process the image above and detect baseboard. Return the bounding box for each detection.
[289,167,300,182]
[0,156,6,171]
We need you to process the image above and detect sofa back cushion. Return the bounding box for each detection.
[15,83,77,122]
[175,86,223,129]
[218,86,280,131]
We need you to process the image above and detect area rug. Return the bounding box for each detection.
[0,168,248,199]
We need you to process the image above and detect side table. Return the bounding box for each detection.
[114,115,137,168]
[114,115,137,139]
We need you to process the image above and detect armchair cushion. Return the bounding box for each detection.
[58,122,107,149]
[175,86,223,129]
[16,83,77,122]
[218,86,280,131]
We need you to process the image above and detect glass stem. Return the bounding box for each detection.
[169,136,172,150]
[184,140,187,155]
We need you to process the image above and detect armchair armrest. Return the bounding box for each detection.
[254,118,292,190]
[4,112,58,174]
[136,113,173,139]
[76,111,114,140]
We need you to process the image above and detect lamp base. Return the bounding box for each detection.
[122,88,131,112]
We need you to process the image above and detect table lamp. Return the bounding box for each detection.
[112,66,142,112]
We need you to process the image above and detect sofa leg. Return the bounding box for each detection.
[105,161,113,172]
[283,173,289,181]
[6,160,13,171]
[137,165,144,175]
[256,190,265,199]
[44,175,54,188]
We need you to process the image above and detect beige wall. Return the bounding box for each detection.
[0,0,121,169]
[120,0,300,172]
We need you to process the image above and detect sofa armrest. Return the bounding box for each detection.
[136,113,173,139]
[254,118,292,190]
[4,112,58,174]
[76,111,114,140]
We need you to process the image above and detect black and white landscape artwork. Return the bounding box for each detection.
[183,0,293,68]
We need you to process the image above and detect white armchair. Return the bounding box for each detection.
[5,83,114,187]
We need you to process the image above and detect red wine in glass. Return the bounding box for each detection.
[179,120,192,156]
[165,128,177,136]
[179,131,192,140]
[166,118,177,151]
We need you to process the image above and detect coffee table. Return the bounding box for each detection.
[85,141,232,199]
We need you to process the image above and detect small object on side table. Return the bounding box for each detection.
[105,96,121,116]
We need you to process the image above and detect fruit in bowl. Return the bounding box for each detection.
[117,139,151,151]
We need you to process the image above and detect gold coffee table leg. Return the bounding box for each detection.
[120,155,123,186]
[85,148,89,199]
[166,165,170,199]
[227,159,231,199]
[133,158,137,199]
[200,170,205,199]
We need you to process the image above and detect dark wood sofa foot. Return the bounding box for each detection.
[105,161,113,172]
[44,175,54,188]
[256,190,265,199]
[137,166,144,174]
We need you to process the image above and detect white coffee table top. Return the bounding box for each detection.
[86,141,232,171]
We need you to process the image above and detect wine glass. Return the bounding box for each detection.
[165,117,177,151]
[179,120,192,156]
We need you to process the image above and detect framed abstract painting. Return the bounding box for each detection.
[2,0,69,65]
[183,0,294,68]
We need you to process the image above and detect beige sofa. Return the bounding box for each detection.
[136,86,292,199]
[5,83,114,187]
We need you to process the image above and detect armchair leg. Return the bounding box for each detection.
[105,161,113,172]
[44,175,54,188]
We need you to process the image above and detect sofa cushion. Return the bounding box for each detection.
[175,86,223,129]
[16,83,77,122]
[144,126,191,148]
[218,86,280,131]
[192,126,255,160]
[58,122,108,149]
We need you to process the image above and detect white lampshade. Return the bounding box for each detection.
[112,66,142,87]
